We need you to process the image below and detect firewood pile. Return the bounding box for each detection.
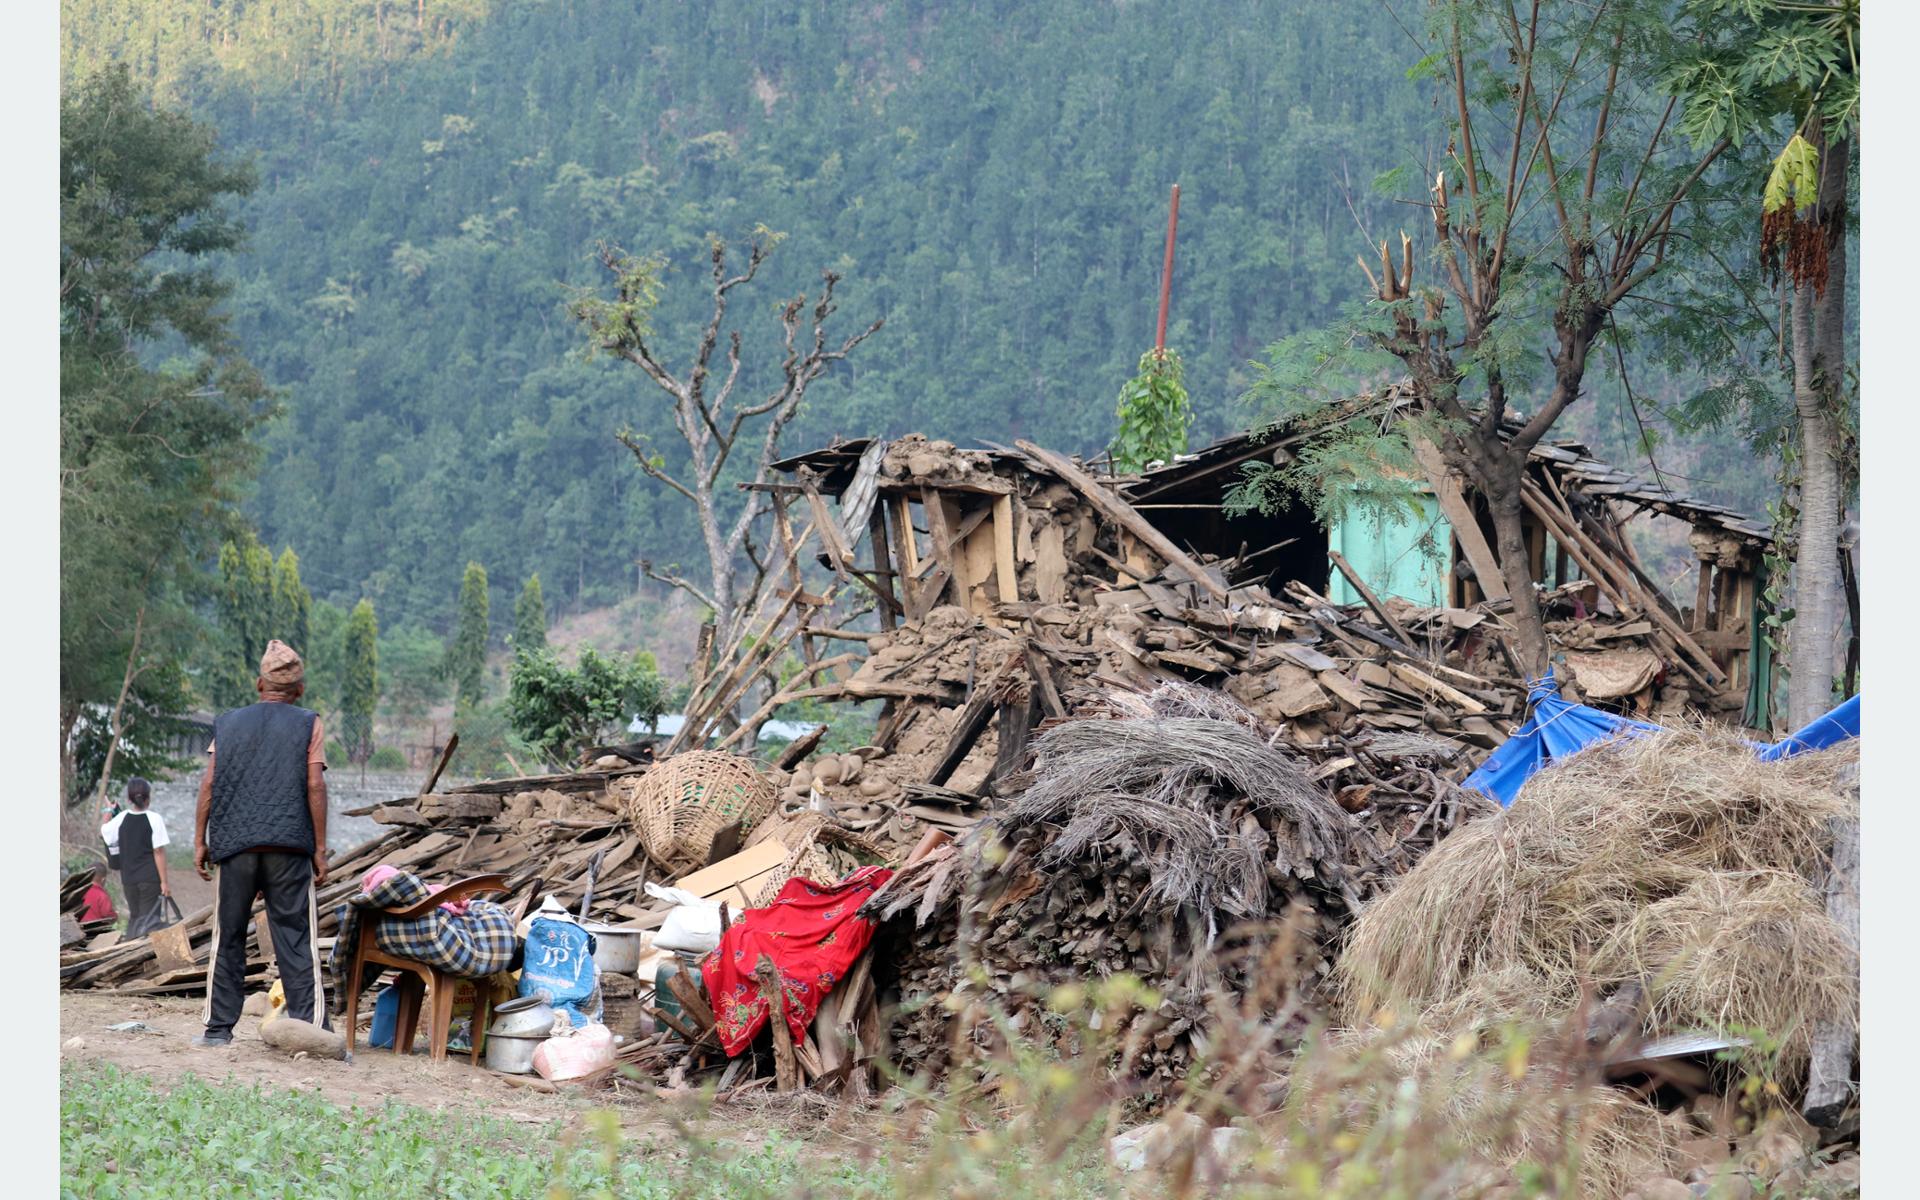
[856,683,1451,1091]
[57,760,681,995]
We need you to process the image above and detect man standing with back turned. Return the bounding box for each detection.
[192,639,331,1047]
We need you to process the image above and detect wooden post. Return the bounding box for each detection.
[1155,183,1181,352]
[756,954,799,1091]
[1804,767,1859,1126]
[868,505,900,632]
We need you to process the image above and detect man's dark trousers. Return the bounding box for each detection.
[203,851,327,1037]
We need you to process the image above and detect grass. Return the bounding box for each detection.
[61,968,1833,1200]
[59,1062,880,1199]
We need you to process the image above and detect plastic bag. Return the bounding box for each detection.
[518,916,601,1028]
[645,882,722,955]
[532,1021,616,1081]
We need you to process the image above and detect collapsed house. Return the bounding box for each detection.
[58,400,1856,1163]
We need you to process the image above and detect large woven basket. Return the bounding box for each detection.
[620,751,777,872]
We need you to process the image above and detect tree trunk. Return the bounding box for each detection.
[1485,459,1551,678]
[1787,131,1850,730]
[90,602,149,814]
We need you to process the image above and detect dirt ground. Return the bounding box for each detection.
[59,992,891,1164]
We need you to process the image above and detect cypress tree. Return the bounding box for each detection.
[448,561,490,707]
[513,572,547,651]
[271,547,311,657]
[341,599,379,765]
[217,534,275,706]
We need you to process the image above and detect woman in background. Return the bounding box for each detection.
[101,777,171,937]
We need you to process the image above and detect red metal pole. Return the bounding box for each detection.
[1154,183,1181,353]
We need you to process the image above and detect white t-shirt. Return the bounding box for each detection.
[101,810,170,856]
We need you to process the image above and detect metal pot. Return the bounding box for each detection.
[582,923,647,976]
[484,995,555,1074]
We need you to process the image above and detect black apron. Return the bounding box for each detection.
[117,812,167,939]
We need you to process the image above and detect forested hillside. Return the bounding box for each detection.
[61,0,1752,631]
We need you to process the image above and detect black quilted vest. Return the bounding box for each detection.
[208,702,317,862]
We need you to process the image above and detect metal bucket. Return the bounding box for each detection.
[484,995,554,1074]
[582,924,647,976]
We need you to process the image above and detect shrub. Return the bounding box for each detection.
[367,745,408,771]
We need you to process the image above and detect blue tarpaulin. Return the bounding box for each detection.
[1756,694,1860,762]
[1462,678,1660,807]
[1463,681,1862,807]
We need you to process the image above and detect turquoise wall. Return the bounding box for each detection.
[1328,496,1452,607]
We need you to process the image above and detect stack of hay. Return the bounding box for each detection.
[864,686,1376,1089]
[1329,726,1859,1197]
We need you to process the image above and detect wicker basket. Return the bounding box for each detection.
[741,809,890,907]
[621,751,777,872]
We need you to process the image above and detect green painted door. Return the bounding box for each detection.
[1327,494,1452,607]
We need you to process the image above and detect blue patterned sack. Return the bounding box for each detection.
[518,916,601,1027]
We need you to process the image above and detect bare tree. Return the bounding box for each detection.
[571,230,882,645]
[1349,1,1729,676]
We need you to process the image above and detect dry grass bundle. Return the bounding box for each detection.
[1336,725,1858,1074]
[1000,715,1359,918]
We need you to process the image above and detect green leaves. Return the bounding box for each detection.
[447,561,491,708]
[505,645,665,767]
[1110,348,1193,474]
[1762,134,1820,217]
[513,572,549,652]
[341,599,380,764]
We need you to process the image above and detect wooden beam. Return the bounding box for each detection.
[992,494,1019,604]
[913,487,961,620]
[1326,550,1415,647]
[927,673,1002,787]
[867,505,899,632]
[756,954,800,1092]
[1014,440,1230,603]
[1408,436,1507,600]
[889,494,921,615]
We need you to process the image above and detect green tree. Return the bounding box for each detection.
[340,599,380,765]
[504,646,664,767]
[513,572,548,651]
[60,64,266,801]
[379,624,448,728]
[305,598,348,714]
[1230,0,1745,676]
[1111,348,1193,473]
[1667,0,1859,727]
[446,561,490,706]
[271,547,312,658]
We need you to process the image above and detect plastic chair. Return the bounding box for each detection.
[342,873,511,1064]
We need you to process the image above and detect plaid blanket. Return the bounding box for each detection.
[328,869,518,1014]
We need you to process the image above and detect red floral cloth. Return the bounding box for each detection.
[702,866,893,1057]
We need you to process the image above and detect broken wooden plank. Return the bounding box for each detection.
[992,494,1019,604]
[1387,662,1489,715]
[1327,550,1416,648]
[1409,436,1507,601]
[1015,439,1229,602]
[756,954,800,1092]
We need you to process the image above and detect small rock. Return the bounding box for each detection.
[1672,1134,1733,1175]
[1629,1179,1693,1200]
[62,1037,85,1053]
[1754,1107,1819,1152]
[1807,1155,1860,1195]
[242,993,271,1018]
[1738,1131,1808,1181]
